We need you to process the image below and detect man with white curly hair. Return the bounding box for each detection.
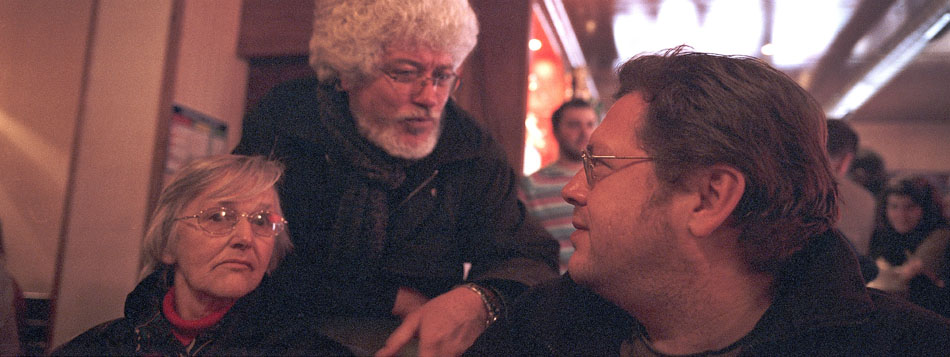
[234,0,559,356]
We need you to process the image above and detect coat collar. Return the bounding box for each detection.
[747,230,873,344]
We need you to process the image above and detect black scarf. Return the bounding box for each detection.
[315,84,407,276]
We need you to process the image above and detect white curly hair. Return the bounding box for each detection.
[309,0,479,86]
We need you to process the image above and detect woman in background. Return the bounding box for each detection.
[52,155,350,356]
[868,176,950,317]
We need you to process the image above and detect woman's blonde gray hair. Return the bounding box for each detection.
[140,155,292,278]
[309,0,479,85]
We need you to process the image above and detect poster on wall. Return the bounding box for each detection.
[165,104,228,183]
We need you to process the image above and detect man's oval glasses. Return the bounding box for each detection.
[175,207,287,237]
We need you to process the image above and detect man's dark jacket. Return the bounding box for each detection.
[466,231,950,356]
[51,268,351,356]
[233,77,559,318]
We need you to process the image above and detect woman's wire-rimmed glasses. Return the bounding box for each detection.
[175,207,287,237]
[582,150,654,187]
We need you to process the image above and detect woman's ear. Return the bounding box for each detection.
[161,236,177,265]
[161,251,176,265]
[686,165,746,238]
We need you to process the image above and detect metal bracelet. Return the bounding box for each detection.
[462,283,501,327]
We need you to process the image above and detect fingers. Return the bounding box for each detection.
[416,338,468,357]
[375,314,420,357]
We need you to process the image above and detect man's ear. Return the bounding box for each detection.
[686,165,745,238]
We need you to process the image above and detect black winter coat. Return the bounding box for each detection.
[467,231,950,356]
[51,268,351,356]
[234,78,559,318]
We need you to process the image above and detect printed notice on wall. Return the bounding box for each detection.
[165,104,228,183]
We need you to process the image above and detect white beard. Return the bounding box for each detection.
[354,114,442,160]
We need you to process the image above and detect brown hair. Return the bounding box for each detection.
[616,46,837,272]
[551,98,594,131]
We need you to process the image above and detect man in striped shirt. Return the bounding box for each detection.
[520,99,599,272]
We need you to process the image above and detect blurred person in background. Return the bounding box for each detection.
[826,119,876,255]
[849,148,888,197]
[520,98,599,272]
[826,119,878,281]
[868,176,950,317]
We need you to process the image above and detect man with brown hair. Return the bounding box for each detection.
[467,47,950,355]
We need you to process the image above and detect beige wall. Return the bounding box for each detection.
[0,0,248,348]
[51,0,249,347]
[852,121,950,174]
[0,0,93,296]
[173,0,248,150]
[51,0,176,346]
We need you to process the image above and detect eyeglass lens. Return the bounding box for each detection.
[198,208,283,236]
[383,68,459,93]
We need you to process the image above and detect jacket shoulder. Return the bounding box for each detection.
[50,318,135,356]
[252,77,322,123]
[866,289,950,353]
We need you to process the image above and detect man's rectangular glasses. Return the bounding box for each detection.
[381,68,461,94]
[581,150,654,187]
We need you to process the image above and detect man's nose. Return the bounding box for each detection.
[562,170,588,207]
[411,80,442,108]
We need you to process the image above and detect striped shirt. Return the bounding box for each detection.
[519,162,580,273]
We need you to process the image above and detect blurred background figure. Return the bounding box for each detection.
[867,176,950,317]
[849,148,888,197]
[827,119,876,256]
[0,218,24,356]
[520,99,598,272]
[52,155,349,355]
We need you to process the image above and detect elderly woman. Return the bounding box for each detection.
[868,176,950,316]
[53,155,350,355]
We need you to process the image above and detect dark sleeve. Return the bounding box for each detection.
[233,77,321,156]
[466,275,633,356]
[232,85,284,156]
[461,138,559,306]
[464,279,557,357]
